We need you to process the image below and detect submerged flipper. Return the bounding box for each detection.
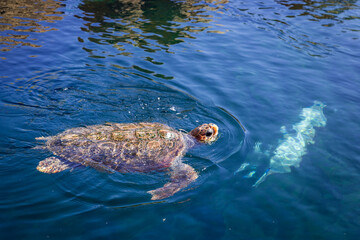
[37,157,72,173]
[148,161,198,200]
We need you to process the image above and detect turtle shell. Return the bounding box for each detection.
[45,122,187,173]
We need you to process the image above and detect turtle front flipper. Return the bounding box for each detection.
[148,161,198,200]
[37,157,72,173]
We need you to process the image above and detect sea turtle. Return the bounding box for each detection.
[36,122,219,200]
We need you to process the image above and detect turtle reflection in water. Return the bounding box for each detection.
[36,122,219,200]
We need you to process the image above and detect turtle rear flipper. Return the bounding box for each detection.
[37,157,73,174]
[148,161,198,200]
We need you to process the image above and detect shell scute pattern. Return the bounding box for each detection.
[111,130,132,141]
[88,132,108,141]
[43,122,185,173]
[135,129,157,140]
[36,122,220,200]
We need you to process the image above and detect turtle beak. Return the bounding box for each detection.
[211,124,218,137]
[209,123,219,143]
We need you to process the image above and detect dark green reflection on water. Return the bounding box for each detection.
[276,0,359,25]
[0,0,64,52]
[233,0,359,57]
[77,0,228,59]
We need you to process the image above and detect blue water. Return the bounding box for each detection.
[1,0,359,239]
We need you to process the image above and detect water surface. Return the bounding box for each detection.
[1,0,360,239]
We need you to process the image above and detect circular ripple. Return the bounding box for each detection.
[6,67,246,209]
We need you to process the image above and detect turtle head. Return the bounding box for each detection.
[190,123,219,144]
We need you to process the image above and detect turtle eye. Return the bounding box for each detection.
[205,130,213,137]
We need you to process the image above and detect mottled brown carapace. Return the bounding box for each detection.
[36,122,219,200]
